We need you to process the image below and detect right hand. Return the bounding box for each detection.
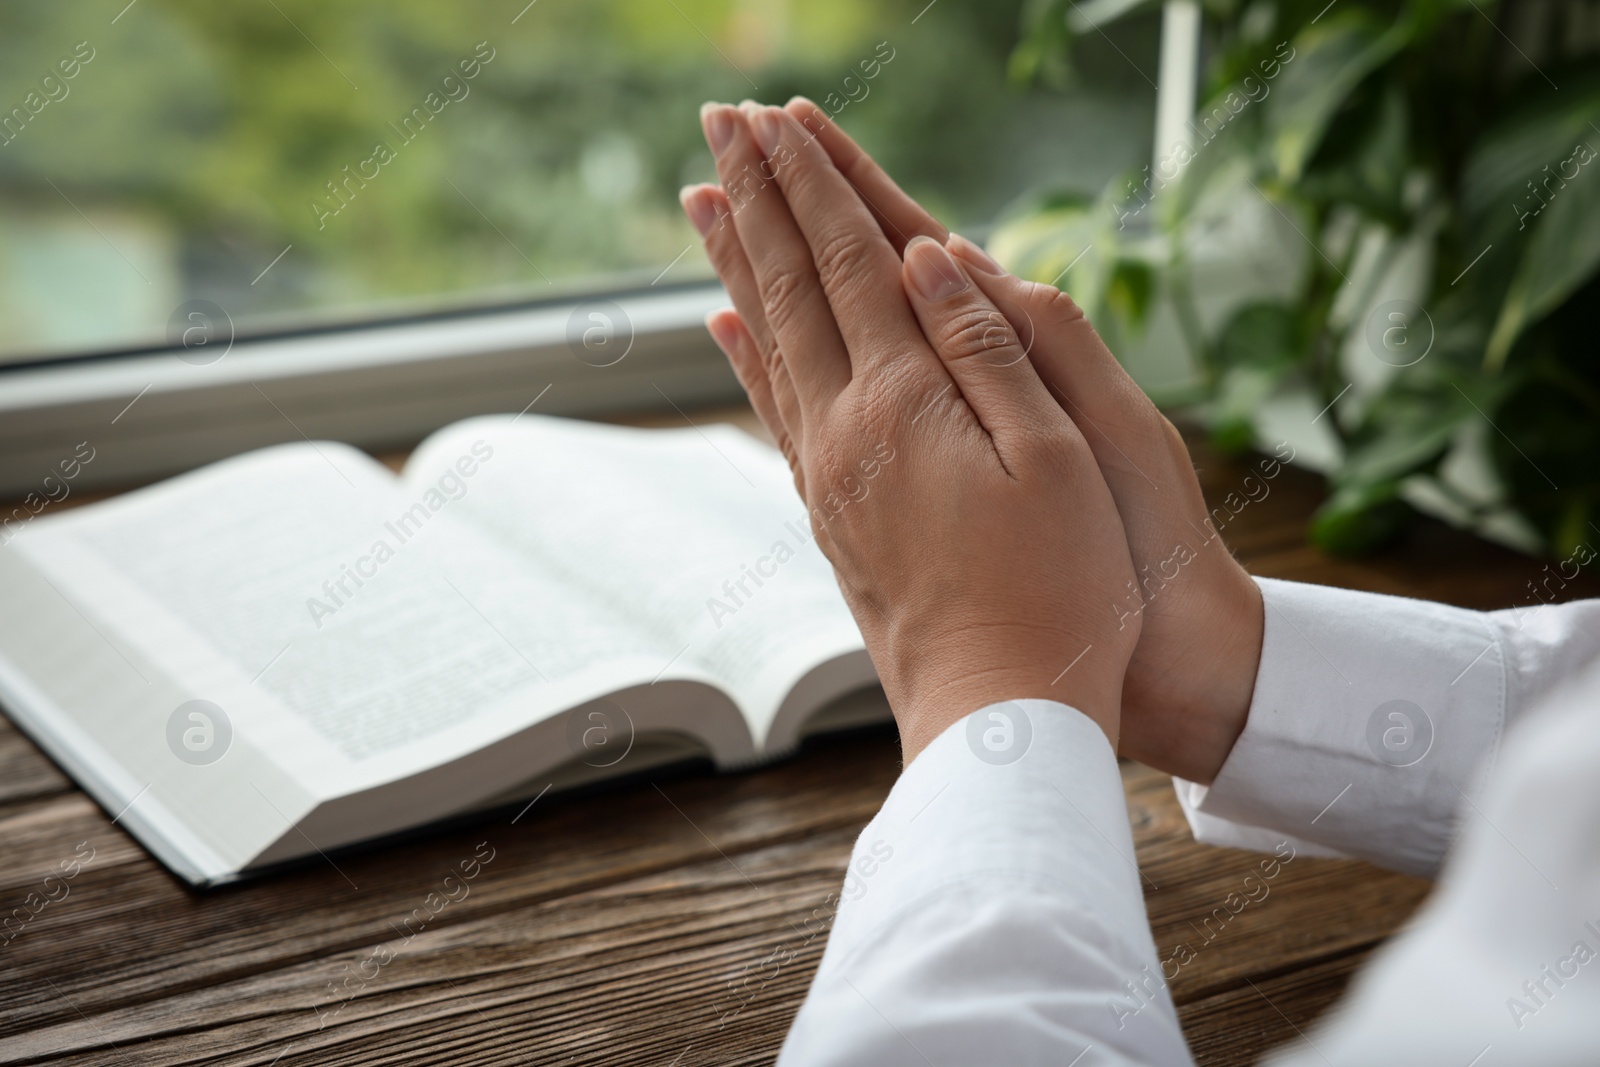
[685,98,1264,785]
[682,102,1141,761]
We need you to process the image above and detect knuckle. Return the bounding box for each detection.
[759,261,812,337]
[811,228,877,298]
[935,306,1019,363]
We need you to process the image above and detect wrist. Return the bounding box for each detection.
[884,634,1127,762]
[1120,570,1263,783]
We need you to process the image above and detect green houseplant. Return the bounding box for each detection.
[996,0,1600,556]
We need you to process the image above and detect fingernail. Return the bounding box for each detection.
[680,185,718,237]
[905,236,969,302]
[751,106,784,156]
[700,103,735,155]
[706,310,742,354]
[947,233,1004,275]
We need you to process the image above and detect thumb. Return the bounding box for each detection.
[900,236,1063,450]
[945,233,1164,448]
[945,233,1222,560]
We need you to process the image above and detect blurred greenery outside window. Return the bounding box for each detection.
[0,0,1158,365]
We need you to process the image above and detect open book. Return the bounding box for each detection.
[0,415,884,886]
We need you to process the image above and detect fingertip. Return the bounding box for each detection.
[784,96,828,135]
[904,235,969,303]
[750,105,785,156]
[701,182,731,218]
[946,233,1005,276]
[700,103,737,155]
[705,308,748,355]
[707,309,767,394]
[679,184,718,237]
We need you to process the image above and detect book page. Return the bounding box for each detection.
[12,441,704,804]
[402,415,871,747]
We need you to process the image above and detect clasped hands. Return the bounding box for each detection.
[681,99,1264,782]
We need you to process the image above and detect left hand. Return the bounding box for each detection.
[679,101,1141,761]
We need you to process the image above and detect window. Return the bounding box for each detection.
[0,0,1157,489]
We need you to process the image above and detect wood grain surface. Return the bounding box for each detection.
[1,408,1591,1066]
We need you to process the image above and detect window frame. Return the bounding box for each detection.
[0,280,738,496]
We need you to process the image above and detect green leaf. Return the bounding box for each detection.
[1552,499,1595,562]
[1455,75,1600,370]
[1215,301,1299,368]
[1009,0,1074,88]
[1334,378,1475,488]
[989,178,1155,329]
[987,200,1096,287]
[1309,481,1415,555]
[1165,138,1258,231]
[1460,74,1600,234]
[1107,261,1155,332]
[1484,137,1600,371]
[1297,79,1409,224]
[1486,352,1600,546]
[1264,12,1411,183]
[999,0,1600,560]
[1203,362,1291,452]
[1209,414,1258,455]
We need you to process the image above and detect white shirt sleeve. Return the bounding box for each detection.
[780,578,1600,1066]
[1173,577,1600,877]
[1164,577,1600,1065]
[1266,656,1600,1066]
[778,700,1193,1067]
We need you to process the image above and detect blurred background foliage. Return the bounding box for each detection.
[14,0,1591,560]
[996,0,1600,557]
[0,0,1156,362]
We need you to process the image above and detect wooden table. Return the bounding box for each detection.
[2,409,1591,1066]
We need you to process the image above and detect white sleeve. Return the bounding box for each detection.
[1172,577,1600,877]
[1266,659,1600,1066]
[779,700,1194,1067]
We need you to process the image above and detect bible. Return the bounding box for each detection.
[0,414,885,886]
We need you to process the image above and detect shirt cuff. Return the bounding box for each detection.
[781,700,1191,1065]
[1173,577,1509,878]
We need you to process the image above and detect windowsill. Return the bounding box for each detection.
[0,281,740,496]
